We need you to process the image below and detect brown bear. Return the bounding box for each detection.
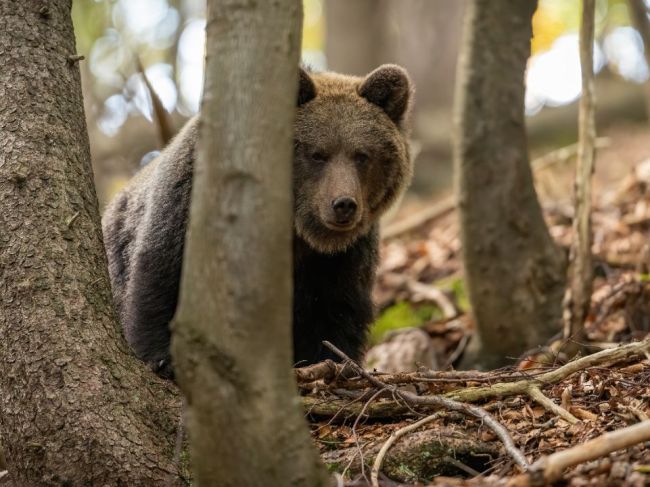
[102,65,413,378]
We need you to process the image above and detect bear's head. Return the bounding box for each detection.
[293,64,413,254]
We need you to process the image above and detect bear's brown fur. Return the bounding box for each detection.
[102,65,413,377]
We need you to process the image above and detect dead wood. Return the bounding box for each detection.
[304,395,413,421]
[322,341,530,472]
[444,338,650,404]
[322,427,503,484]
[507,420,650,486]
[382,138,609,240]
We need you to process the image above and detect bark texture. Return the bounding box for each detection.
[453,0,566,369]
[0,2,183,485]
[171,1,328,486]
[563,0,596,342]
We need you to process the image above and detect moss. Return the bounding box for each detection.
[370,301,441,344]
[325,461,342,473]
[396,463,417,482]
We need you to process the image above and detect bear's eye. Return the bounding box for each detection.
[311,151,328,163]
[354,151,369,165]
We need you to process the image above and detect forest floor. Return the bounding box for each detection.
[302,125,650,486]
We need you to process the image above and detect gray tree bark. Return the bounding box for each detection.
[171,1,329,486]
[0,2,183,484]
[453,0,566,369]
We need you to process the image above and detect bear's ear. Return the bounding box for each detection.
[358,64,412,124]
[298,68,317,106]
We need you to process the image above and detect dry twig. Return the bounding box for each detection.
[444,338,650,404]
[508,420,650,486]
[302,340,649,425]
[370,412,444,487]
[322,341,530,473]
[134,56,174,145]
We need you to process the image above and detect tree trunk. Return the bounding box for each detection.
[325,0,388,76]
[453,0,566,369]
[563,0,596,344]
[171,1,329,486]
[626,0,650,120]
[0,2,183,484]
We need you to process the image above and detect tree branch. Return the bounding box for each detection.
[322,341,530,472]
[370,412,444,487]
[508,420,650,485]
[444,339,650,403]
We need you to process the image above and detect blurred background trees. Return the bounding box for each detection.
[76,0,650,207]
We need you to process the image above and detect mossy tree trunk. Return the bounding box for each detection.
[171,1,329,486]
[0,1,183,484]
[453,0,566,369]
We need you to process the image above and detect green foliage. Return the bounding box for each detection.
[71,1,111,55]
[396,463,417,482]
[432,275,471,313]
[370,301,440,344]
[371,277,472,345]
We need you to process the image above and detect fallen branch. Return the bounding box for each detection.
[303,394,412,420]
[322,341,530,473]
[134,56,174,145]
[297,361,550,391]
[527,386,578,424]
[370,412,444,487]
[508,420,650,486]
[294,359,340,383]
[444,339,650,403]
[382,196,455,240]
[303,340,649,427]
[407,280,457,318]
[381,138,609,240]
[322,427,502,483]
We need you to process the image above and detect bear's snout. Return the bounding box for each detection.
[332,196,358,225]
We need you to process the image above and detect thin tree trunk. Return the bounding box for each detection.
[563,0,597,343]
[0,2,183,484]
[171,1,329,486]
[453,0,566,369]
[626,0,650,119]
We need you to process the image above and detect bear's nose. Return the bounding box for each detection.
[332,197,358,224]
